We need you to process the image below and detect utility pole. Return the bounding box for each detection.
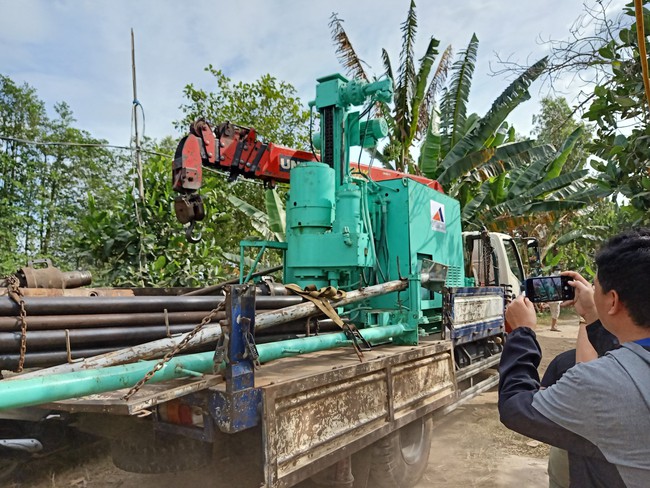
[131,28,145,200]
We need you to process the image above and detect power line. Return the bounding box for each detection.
[0,135,172,158]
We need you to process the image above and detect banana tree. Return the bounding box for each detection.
[329,0,452,173]
[418,32,550,193]
[459,126,609,229]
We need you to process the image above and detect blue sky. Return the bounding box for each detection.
[0,0,626,149]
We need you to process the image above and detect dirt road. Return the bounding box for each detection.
[6,315,580,488]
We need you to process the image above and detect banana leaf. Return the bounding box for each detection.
[440,34,479,150]
[437,147,496,187]
[418,44,453,138]
[440,57,548,172]
[264,188,286,242]
[544,126,584,181]
[419,109,442,179]
[526,170,589,200]
[507,157,551,199]
[410,37,440,142]
[329,13,370,82]
[228,194,278,241]
[461,180,490,222]
[394,0,418,142]
[555,229,602,245]
[489,172,508,204]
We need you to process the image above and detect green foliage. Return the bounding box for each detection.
[440,34,478,153]
[71,151,234,287]
[531,96,592,174]
[576,2,650,222]
[330,2,452,172]
[537,201,634,277]
[0,75,125,276]
[69,69,308,286]
[177,67,310,150]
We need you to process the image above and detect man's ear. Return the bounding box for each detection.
[608,289,622,316]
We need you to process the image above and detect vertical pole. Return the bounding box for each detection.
[131,28,145,201]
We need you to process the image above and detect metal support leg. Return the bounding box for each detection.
[210,285,261,433]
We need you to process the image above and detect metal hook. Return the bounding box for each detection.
[185,220,202,244]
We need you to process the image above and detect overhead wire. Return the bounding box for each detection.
[0,136,171,158]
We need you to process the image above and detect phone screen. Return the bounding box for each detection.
[525,275,574,303]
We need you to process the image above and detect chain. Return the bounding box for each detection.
[6,275,28,372]
[122,301,226,400]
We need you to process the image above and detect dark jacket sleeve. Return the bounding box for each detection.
[498,327,606,459]
[586,320,619,356]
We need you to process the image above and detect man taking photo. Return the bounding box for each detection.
[498,228,650,487]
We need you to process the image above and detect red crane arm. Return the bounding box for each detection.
[172,120,444,193]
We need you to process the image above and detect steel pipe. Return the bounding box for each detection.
[0,311,224,331]
[0,324,405,410]
[8,325,223,380]
[8,279,407,379]
[0,295,303,316]
[0,347,119,370]
[0,324,205,352]
[0,319,334,352]
[255,279,408,330]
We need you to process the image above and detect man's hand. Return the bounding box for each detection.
[560,271,598,324]
[505,295,537,331]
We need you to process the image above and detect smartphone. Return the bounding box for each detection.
[524,275,575,303]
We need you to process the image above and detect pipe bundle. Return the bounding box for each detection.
[0,294,307,370]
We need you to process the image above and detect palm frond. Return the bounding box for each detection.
[329,13,370,81]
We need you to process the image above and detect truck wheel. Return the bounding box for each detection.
[368,416,433,488]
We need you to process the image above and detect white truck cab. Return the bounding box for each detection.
[463,231,538,300]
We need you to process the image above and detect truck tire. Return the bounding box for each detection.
[367,416,433,488]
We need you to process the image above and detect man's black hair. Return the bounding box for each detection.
[596,228,650,328]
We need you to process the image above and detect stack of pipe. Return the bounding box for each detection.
[0,294,324,370]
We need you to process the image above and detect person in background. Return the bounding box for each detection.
[498,228,650,487]
[549,267,563,332]
[549,301,562,331]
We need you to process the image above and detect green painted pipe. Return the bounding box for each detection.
[0,324,405,410]
[257,324,405,362]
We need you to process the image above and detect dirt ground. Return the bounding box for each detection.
[6,313,580,488]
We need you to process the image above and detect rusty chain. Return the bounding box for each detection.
[5,275,28,372]
[122,301,226,400]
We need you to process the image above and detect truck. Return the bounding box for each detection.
[0,73,536,488]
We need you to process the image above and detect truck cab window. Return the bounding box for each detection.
[504,239,525,283]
